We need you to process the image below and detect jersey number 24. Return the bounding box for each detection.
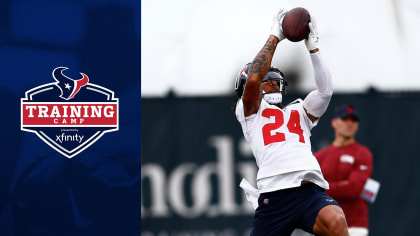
[262,108,305,146]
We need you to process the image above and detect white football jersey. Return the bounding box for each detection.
[235,98,325,181]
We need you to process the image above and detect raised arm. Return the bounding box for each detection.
[303,16,333,122]
[242,9,287,116]
[243,36,279,116]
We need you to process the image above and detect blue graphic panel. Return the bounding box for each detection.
[0,0,140,235]
[0,47,79,94]
[10,0,85,45]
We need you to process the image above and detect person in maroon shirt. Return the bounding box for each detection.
[315,105,373,236]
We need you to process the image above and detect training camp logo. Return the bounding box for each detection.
[21,67,119,158]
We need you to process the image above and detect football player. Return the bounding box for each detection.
[235,8,349,236]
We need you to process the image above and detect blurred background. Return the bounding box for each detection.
[142,0,420,235]
[0,0,140,235]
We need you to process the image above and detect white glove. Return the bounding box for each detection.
[305,16,319,51]
[270,8,288,41]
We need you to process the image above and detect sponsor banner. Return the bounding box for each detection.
[141,94,420,236]
[142,96,258,234]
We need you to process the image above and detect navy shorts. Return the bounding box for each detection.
[251,182,340,236]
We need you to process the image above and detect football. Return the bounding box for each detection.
[282,7,311,42]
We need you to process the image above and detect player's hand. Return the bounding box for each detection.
[270,8,288,41]
[305,15,319,51]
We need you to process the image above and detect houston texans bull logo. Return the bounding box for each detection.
[53,67,89,100]
[21,67,119,158]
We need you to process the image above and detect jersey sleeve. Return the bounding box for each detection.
[302,52,333,118]
[235,99,258,140]
[235,99,246,122]
[326,146,373,200]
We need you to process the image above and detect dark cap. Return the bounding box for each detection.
[333,105,359,121]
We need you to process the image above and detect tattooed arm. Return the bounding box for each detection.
[242,35,279,116]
